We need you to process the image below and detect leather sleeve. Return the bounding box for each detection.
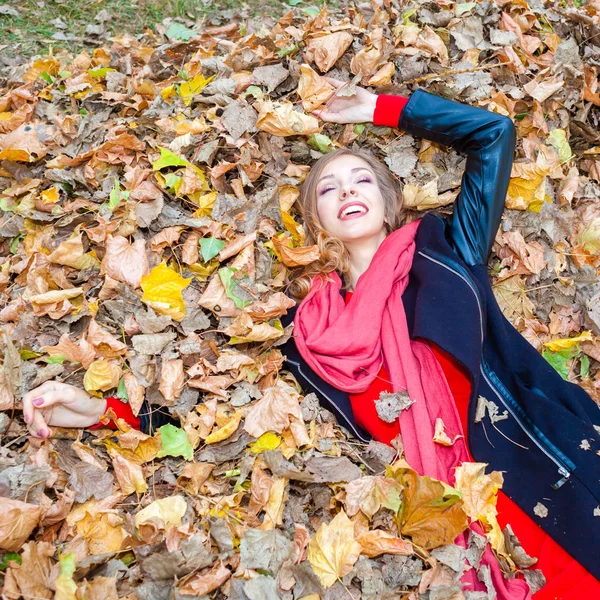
[398,89,516,266]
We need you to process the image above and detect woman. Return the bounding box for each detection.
[23,81,600,597]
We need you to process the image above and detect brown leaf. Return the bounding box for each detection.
[304,32,354,73]
[0,498,41,551]
[297,64,335,112]
[2,541,54,600]
[159,359,185,405]
[388,462,468,550]
[256,100,320,136]
[178,560,231,596]
[101,235,149,289]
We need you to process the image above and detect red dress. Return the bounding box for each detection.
[345,290,599,599]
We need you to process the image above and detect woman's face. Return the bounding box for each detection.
[315,154,387,244]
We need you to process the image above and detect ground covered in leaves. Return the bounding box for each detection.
[1,0,600,598]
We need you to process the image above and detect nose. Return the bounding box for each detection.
[340,185,357,200]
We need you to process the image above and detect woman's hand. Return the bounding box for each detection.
[22,381,106,438]
[312,76,378,124]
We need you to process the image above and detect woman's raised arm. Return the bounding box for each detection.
[394,89,516,266]
[316,80,516,266]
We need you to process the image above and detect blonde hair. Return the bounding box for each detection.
[288,148,405,300]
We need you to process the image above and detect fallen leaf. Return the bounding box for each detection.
[308,509,362,588]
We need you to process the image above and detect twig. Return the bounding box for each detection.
[401,60,513,85]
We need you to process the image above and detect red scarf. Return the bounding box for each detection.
[293,219,531,598]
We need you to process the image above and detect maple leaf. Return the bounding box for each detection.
[307,509,362,588]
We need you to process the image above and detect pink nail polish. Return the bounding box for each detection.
[39,429,47,438]
[24,414,31,424]
[33,397,44,406]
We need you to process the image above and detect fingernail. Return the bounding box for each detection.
[39,428,47,438]
[24,413,31,424]
[33,397,44,406]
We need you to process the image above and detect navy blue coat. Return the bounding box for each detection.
[280,89,600,578]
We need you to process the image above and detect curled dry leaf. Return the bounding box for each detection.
[244,385,310,447]
[256,100,320,136]
[304,32,354,73]
[0,498,41,551]
[297,64,335,112]
[159,359,185,405]
[83,359,122,393]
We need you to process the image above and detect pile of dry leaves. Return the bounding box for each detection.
[1,0,600,598]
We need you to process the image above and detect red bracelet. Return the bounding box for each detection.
[89,396,141,430]
[373,94,409,128]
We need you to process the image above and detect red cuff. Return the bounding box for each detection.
[373,94,409,128]
[89,396,141,430]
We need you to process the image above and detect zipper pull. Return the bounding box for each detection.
[552,468,570,490]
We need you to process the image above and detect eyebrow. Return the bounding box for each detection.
[318,167,372,184]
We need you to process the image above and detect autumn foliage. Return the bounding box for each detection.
[0,0,599,597]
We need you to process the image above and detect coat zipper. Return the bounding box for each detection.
[480,360,574,490]
[417,250,484,344]
[285,358,371,443]
[418,249,574,490]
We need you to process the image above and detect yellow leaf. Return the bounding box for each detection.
[308,509,362,588]
[179,74,214,106]
[191,191,217,218]
[543,331,593,352]
[506,163,550,211]
[75,512,126,554]
[248,431,282,454]
[134,495,187,529]
[204,410,242,444]
[84,360,122,393]
[40,186,60,204]
[161,84,177,102]
[454,462,506,556]
[140,262,192,322]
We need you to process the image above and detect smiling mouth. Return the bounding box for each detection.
[338,202,369,220]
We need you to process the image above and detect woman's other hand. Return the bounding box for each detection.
[313,77,378,124]
[22,381,106,438]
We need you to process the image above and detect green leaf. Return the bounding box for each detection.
[0,552,21,570]
[9,234,23,254]
[580,354,590,379]
[353,124,365,136]
[109,178,122,211]
[542,348,575,381]
[200,236,225,262]
[19,349,42,360]
[117,377,129,401]
[303,6,320,16]
[288,0,303,5]
[547,129,573,163]
[47,355,66,365]
[39,71,54,84]
[152,147,189,171]
[0,197,16,212]
[456,2,476,16]
[166,22,197,41]
[55,553,77,600]
[157,424,194,461]
[308,133,334,153]
[242,85,265,101]
[88,67,116,79]
[218,267,251,309]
